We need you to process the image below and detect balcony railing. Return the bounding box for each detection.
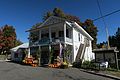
[52,37,64,43]
[30,37,72,46]
[66,37,72,43]
[39,38,50,44]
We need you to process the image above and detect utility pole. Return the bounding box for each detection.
[97,0,110,48]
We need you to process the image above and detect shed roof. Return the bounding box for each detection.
[10,43,29,52]
[93,47,119,53]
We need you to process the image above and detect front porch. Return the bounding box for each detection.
[30,43,73,66]
[29,21,73,46]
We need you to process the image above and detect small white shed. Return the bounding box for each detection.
[10,43,29,62]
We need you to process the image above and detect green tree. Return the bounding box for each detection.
[53,8,65,18]
[109,27,120,49]
[115,28,120,50]
[43,8,82,25]
[109,36,116,47]
[43,12,53,21]
[83,19,98,49]
[15,39,23,47]
[29,22,42,42]
[65,14,82,26]
[104,27,120,50]
[97,41,107,48]
[43,8,65,21]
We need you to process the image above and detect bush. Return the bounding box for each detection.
[73,60,82,68]
[107,68,118,72]
[81,61,91,69]
[60,62,68,69]
[81,61,96,69]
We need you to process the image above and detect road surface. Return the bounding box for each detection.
[0,61,113,80]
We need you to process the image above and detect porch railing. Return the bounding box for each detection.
[30,37,73,46]
[39,38,50,44]
[66,37,72,43]
[52,37,64,43]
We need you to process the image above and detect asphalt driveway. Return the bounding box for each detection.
[0,61,113,80]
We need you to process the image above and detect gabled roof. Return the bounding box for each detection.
[10,43,29,52]
[39,16,66,27]
[72,22,93,40]
[26,16,93,40]
[26,16,67,32]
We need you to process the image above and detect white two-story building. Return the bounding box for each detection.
[27,16,94,65]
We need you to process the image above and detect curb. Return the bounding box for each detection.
[80,69,120,80]
[0,60,11,62]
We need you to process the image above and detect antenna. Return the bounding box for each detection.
[96,0,110,48]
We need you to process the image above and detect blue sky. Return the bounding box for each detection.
[0,0,120,43]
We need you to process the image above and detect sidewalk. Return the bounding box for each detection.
[80,69,120,80]
[0,59,11,62]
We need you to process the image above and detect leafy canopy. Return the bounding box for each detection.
[0,25,22,54]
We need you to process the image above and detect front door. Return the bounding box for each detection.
[40,46,49,65]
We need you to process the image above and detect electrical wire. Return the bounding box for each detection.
[93,9,120,21]
[96,0,110,48]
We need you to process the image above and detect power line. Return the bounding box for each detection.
[93,9,120,21]
[96,0,110,48]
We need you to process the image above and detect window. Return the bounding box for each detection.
[14,53,18,58]
[66,29,69,37]
[59,31,64,37]
[78,33,80,41]
[81,34,82,42]
[52,32,56,38]
[41,33,49,38]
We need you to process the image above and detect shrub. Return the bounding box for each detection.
[81,61,91,69]
[81,61,96,69]
[72,60,82,68]
[107,68,118,72]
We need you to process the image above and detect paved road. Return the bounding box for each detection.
[0,61,113,80]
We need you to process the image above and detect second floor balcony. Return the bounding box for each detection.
[30,37,72,46]
[29,22,73,46]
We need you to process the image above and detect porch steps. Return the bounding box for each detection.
[75,40,87,62]
[81,42,87,63]
[75,44,84,62]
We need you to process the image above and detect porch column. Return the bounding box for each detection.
[49,26,52,42]
[39,30,41,40]
[48,45,51,64]
[115,52,119,70]
[64,22,66,42]
[28,47,31,58]
[63,22,67,62]
[38,46,41,66]
[72,28,74,62]
[48,26,52,64]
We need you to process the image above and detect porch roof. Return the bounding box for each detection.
[26,16,68,32]
[10,43,29,52]
[93,47,119,53]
